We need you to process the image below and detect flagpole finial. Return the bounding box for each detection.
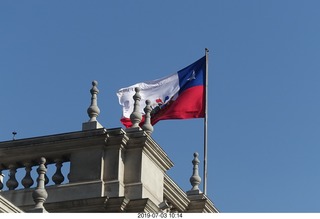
[142,99,153,135]
[130,87,142,128]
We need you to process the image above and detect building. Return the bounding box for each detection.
[0,81,218,213]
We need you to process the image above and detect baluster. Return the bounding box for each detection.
[52,159,64,185]
[44,164,49,185]
[21,162,34,188]
[6,164,18,190]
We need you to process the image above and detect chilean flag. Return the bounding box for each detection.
[117,56,206,128]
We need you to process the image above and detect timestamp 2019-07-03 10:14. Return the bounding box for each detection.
[137,212,183,218]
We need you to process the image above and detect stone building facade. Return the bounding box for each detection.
[0,81,218,213]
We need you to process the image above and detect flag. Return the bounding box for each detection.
[117,56,206,128]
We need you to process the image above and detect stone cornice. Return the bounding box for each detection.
[125,198,159,213]
[0,129,107,165]
[104,196,130,212]
[21,196,159,213]
[125,129,174,172]
[163,173,190,212]
[0,128,107,148]
[0,195,23,213]
[187,194,219,213]
[0,128,130,168]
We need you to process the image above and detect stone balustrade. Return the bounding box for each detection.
[0,158,69,191]
[0,128,110,209]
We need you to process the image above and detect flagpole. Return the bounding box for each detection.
[203,48,209,195]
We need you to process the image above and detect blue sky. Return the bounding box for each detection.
[1,0,320,213]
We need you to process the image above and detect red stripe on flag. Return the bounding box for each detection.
[151,85,205,125]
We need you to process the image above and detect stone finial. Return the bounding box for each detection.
[130,87,142,128]
[87,80,100,122]
[142,99,153,135]
[82,81,103,130]
[31,157,48,212]
[187,152,202,195]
